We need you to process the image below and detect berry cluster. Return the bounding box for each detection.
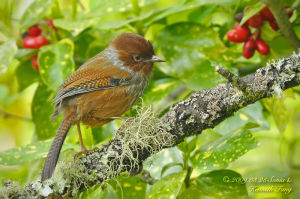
[260,6,292,31]
[227,5,293,59]
[22,19,56,71]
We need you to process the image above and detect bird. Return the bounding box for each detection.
[41,33,165,181]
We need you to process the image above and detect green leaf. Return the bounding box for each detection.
[143,0,233,26]
[92,4,164,30]
[0,84,9,103]
[260,22,280,42]
[80,125,95,149]
[214,102,268,135]
[20,0,54,30]
[156,22,225,67]
[73,29,114,65]
[240,2,265,25]
[143,78,182,109]
[177,136,198,153]
[268,36,293,61]
[263,94,293,133]
[15,49,38,59]
[53,19,97,36]
[177,185,202,199]
[194,129,223,150]
[108,175,147,199]
[0,40,18,76]
[0,139,79,165]
[143,147,183,179]
[32,83,61,140]
[195,169,248,198]
[188,6,217,23]
[0,31,8,43]
[155,23,226,89]
[39,39,75,91]
[96,18,138,29]
[183,60,221,90]
[147,171,186,199]
[16,59,39,91]
[74,30,98,63]
[190,130,258,170]
[161,162,183,177]
[75,184,117,199]
[243,122,260,130]
[89,0,156,15]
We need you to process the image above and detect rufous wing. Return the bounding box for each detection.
[51,66,132,120]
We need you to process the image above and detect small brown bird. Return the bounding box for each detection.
[41,33,165,181]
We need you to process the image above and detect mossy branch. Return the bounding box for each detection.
[1,52,300,198]
[215,66,249,93]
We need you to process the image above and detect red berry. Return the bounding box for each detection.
[256,39,269,55]
[234,23,248,30]
[244,38,256,50]
[46,19,57,30]
[285,6,293,18]
[227,30,238,42]
[28,25,41,36]
[23,36,38,49]
[32,57,39,71]
[234,23,251,40]
[35,35,49,48]
[244,20,250,26]
[260,7,275,21]
[243,48,254,59]
[227,24,250,43]
[243,39,256,59]
[247,14,263,28]
[227,30,245,43]
[269,21,278,31]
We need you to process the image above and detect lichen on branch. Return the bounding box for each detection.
[1,52,300,198]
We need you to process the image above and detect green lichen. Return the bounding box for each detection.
[110,105,175,177]
[0,181,28,199]
[186,116,195,124]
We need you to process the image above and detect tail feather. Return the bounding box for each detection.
[41,112,75,181]
[51,103,60,121]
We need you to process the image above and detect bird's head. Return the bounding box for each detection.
[111,33,165,75]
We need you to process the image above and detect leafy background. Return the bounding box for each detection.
[0,0,300,198]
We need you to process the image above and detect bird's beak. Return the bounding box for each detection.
[151,55,165,62]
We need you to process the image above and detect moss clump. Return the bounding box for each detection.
[0,181,28,199]
[51,158,97,196]
[110,105,175,176]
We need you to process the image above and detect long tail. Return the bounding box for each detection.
[41,112,75,181]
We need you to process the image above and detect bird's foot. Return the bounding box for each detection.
[110,117,134,124]
[110,116,134,121]
[74,147,99,158]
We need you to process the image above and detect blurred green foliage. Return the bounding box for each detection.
[0,0,300,198]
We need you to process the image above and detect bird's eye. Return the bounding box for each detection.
[134,56,141,62]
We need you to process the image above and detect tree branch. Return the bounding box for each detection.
[1,52,300,198]
[261,0,300,50]
[215,66,249,93]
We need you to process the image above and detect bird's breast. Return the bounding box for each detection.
[76,73,149,126]
[126,73,149,98]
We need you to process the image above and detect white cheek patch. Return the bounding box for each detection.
[103,46,135,76]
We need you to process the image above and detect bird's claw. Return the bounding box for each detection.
[74,147,99,158]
